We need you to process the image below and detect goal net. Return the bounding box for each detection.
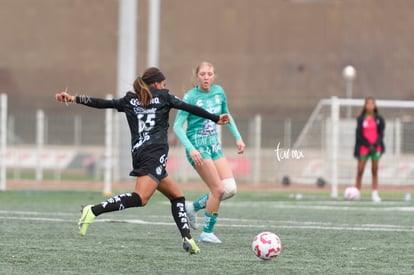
[287,97,414,198]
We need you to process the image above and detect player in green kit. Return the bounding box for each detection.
[173,62,245,243]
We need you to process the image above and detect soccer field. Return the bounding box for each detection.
[0,189,413,275]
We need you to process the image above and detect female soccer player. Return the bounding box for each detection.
[55,67,230,254]
[173,62,245,243]
[353,97,385,202]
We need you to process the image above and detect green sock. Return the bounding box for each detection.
[202,211,218,233]
[193,193,209,212]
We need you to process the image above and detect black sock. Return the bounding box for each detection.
[91,192,142,216]
[171,197,191,239]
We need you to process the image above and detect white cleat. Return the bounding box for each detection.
[372,192,382,202]
[198,232,222,243]
[185,201,199,230]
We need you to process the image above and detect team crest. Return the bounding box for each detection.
[215,95,221,104]
[156,165,163,176]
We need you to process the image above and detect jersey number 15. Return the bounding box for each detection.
[138,113,155,133]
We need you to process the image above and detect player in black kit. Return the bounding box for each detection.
[55,67,230,254]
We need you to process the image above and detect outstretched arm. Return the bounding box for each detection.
[170,94,229,125]
[55,91,75,103]
[173,107,230,154]
[55,91,118,109]
[179,102,230,125]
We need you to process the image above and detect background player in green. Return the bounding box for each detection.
[174,62,245,243]
[55,67,230,254]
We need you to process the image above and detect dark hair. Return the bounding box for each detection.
[132,67,165,107]
[359,97,378,117]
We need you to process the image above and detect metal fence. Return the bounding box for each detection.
[3,94,414,195]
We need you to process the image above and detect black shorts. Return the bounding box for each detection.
[129,144,168,183]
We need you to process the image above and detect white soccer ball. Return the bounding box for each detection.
[252,231,282,260]
[344,186,360,200]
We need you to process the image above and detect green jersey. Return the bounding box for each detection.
[173,84,242,152]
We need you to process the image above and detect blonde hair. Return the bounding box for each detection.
[192,61,215,87]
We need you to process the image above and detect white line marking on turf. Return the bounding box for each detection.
[222,201,414,212]
[0,216,68,222]
[1,211,413,232]
[0,210,75,216]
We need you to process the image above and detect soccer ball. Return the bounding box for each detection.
[344,186,360,200]
[252,231,282,260]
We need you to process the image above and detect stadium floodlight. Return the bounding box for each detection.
[342,65,356,80]
[342,65,357,118]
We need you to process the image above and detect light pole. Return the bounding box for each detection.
[342,65,357,118]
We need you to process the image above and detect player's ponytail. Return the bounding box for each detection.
[133,77,152,107]
[133,67,165,107]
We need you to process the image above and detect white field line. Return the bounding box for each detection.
[0,210,75,216]
[0,209,413,232]
[221,201,414,212]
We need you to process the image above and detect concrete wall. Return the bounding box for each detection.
[1,0,414,119]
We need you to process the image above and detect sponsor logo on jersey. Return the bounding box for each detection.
[215,95,221,104]
[130,97,160,107]
[207,106,220,114]
[198,120,217,136]
[132,133,151,151]
[134,107,157,114]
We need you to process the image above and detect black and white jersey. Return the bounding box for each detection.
[75,88,220,151]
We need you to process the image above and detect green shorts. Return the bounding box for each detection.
[186,142,224,167]
[359,151,382,161]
